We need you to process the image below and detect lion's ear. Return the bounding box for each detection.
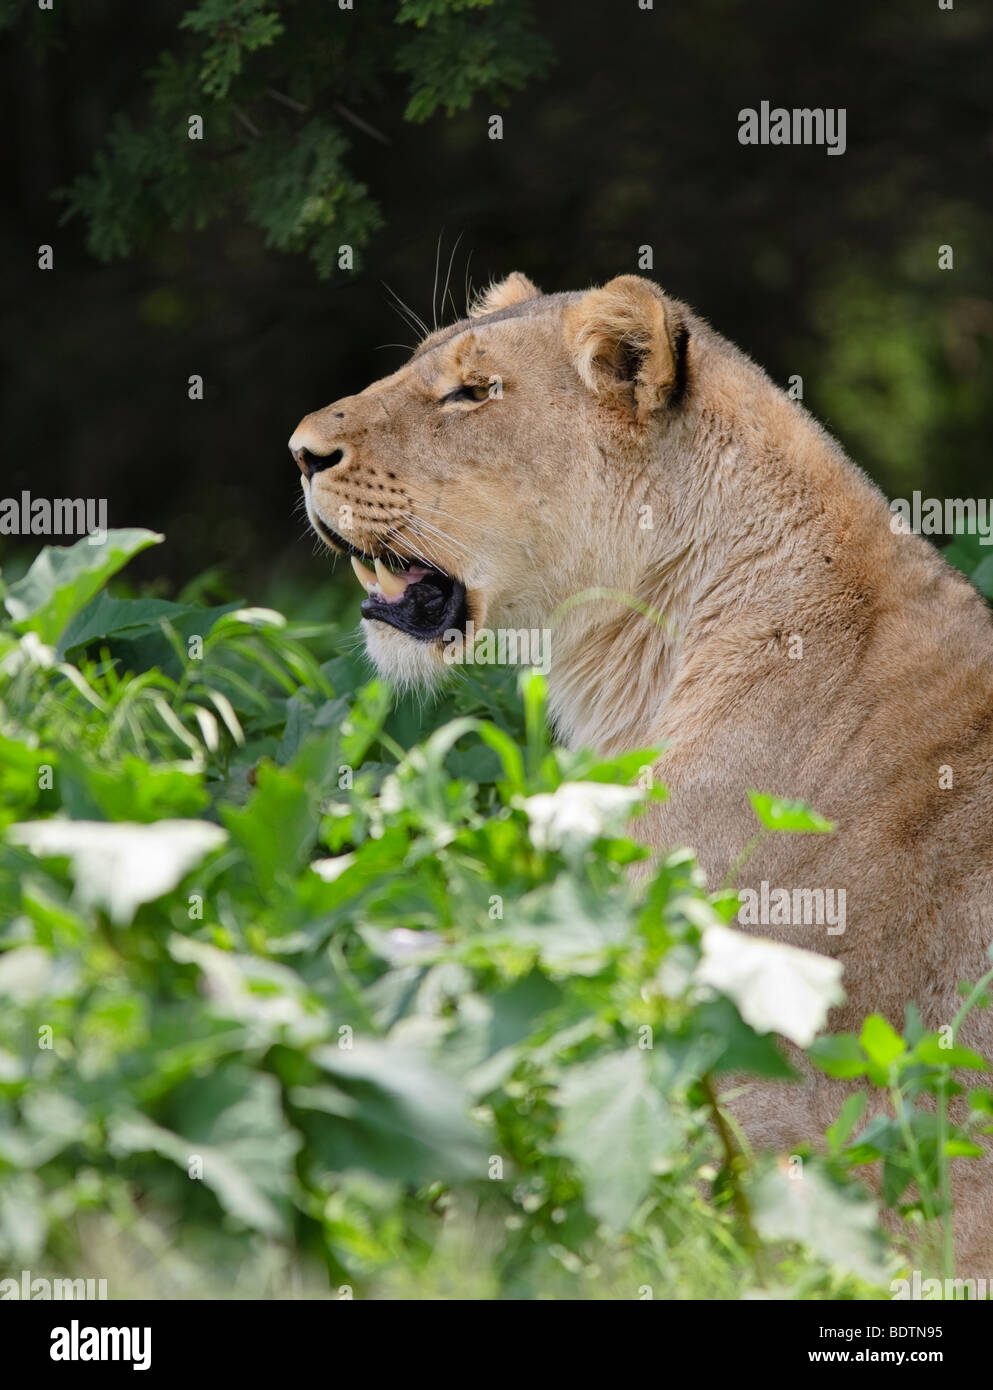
[564,275,687,421]
[469,271,542,318]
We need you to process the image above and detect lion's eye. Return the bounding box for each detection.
[440,383,491,405]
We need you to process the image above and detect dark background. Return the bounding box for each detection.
[2,0,991,598]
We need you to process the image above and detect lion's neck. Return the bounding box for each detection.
[547,542,710,752]
[545,397,882,754]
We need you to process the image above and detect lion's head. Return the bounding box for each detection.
[290,273,696,696]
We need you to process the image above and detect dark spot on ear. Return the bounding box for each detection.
[387,472,396,479]
[823,555,832,564]
[668,325,690,408]
[616,340,646,383]
[335,412,344,419]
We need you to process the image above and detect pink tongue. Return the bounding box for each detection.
[379,563,429,604]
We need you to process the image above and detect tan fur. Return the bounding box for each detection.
[291,274,993,1273]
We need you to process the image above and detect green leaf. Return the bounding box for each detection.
[751,1159,885,1281]
[299,1040,485,1185]
[170,1066,301,1230]
[967,553,993,598]
[4,529,163,644]
[168,938,322,1044]
[903,1001,926,1047]
[859,1014,906,1069]
[107,1069,297,1238]
[808,1033,868,1080]
[0,1173,47,1262]
[223,728,338,891]
[826,1091,867,1156]
[911,1035,989,1070]
[967,1087,993,1115]
[475,721,526,794]
[688,997,796,1079]
[554,1050,679,1230]
[8,819,226,925]
[477,876,632,978]
[944,1138,984,1158]
[846,1112,902,1163]
[695,924,844,1047]
[0,733,55,828]
[521,781,644,853]
[223,765,315,891]
[57,591,241,659]
[747,790,835,834]
[58,753,207,822]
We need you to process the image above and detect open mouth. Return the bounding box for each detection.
[314,516,467,642]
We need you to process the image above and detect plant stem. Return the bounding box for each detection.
[721,829,767,891]
[701,1073,768,1284]
[951,964,993,1037]
[889,1082,936,1223]
[936,1072,955,1280]
[935,961,993,1279]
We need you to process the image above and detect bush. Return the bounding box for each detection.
[1,531,991,1299]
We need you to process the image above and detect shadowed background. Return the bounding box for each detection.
[2,0,991,596]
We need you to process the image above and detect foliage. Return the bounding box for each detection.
[3,0,551,278]
[945,530,993,602]
[812,990,993,1280]
[808,259,993,501]
[0,533,990,1298]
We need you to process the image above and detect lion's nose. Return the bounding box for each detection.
[288,421,348,478]
[291,444,345,478]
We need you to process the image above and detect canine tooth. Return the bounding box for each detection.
[350,556,377,592]
[374,557,407,598]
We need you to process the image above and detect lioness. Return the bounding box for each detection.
[290,273,993,1271]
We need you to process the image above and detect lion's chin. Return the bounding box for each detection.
[361,619,452,694]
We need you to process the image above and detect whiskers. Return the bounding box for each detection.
[291,494,326,557]
[338,625,370,658]
[380,235,473,351]
[434,231,463,330]
[408,498,490,540]
[381,282,429,344]
[409,494,544,579]
[389,509,475,567]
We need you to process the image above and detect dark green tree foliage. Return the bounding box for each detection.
[3,0,991,590]
[3,0,550,277]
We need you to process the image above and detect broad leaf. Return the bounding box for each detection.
[4,529,162,644]
[747,791,835,834]
[751,1160,885,1281]
[696,924,844,1047]
[9,819,226,924]
[555,1050,678,1230]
